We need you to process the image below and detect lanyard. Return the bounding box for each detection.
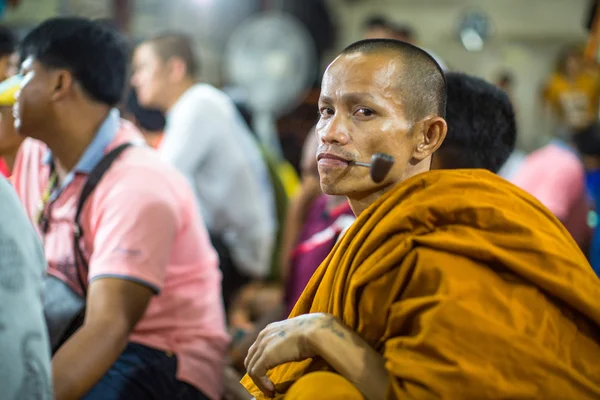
[36,167,59,234]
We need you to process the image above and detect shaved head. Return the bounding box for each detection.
[342,39,446,122]
[145,33,198,78]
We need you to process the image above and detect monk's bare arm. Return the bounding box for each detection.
[245,313,388,399]
[307,315,388,400]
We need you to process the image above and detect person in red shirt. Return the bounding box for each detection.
[0,26,20,177]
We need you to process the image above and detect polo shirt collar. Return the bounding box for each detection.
[43,108,120,197]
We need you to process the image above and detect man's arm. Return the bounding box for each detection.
[245,313,389,400]
[307,315,388,400]
[52,278,154,400]
[50,169,180,399]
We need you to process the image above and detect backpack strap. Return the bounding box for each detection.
[73,143,133,293]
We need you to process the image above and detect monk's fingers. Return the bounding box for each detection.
[247,354,276,397]
[245,324,279,371]
[246,339,269,372]
[244,339,262,371]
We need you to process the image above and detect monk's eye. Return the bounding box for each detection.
[319,107,334,118]
[354,108,374,117]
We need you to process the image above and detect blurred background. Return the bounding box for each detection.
[1,0,596,161]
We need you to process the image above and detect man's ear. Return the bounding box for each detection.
[50,69,73,102]
[166,57,188,82]
[412,116,447,161]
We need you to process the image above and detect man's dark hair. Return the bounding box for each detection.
[440,72,516,172]
[145,33,198,78]
[20,17,128,106]
[364,15,388,30]
[0,26,16,57]
[342,39,446,121]
[573,122,600,156]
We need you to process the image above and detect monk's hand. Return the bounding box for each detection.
[245,313,336,397]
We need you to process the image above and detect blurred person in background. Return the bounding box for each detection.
[363,15,395,40]
[573,121,600,276]
[510,137,591,250]
[362,15,448,70]
[496,71,515,101]
[12,18,227,399]
[432,72,516,173]
[131,33,276,310]
[492,70,528,180]
[543,44,600,133]
[0,26,21,177]
[0,175,52,399]
[123,88,165,149]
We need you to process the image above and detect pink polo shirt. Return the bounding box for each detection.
[12,120,228,399]
[511,141,591,248]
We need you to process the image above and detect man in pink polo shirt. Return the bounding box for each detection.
[12,17,228,399]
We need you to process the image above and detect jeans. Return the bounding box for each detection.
[83,342,210,400]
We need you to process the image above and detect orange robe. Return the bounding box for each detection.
[242,169,600,399]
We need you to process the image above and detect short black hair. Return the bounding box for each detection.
[439,72,516,172]
[126,89,165,132]
[573,122,600,156]
[0,26,16,57]
[364,15,388,29]
[20,17,128,106]
[342,39,446,121]
[145,33,198,78]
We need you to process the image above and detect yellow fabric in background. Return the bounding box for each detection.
[0,75,21,106]
[242,169,600,399]
[277,161,300,199]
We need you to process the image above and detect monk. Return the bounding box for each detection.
[241,39,600,399]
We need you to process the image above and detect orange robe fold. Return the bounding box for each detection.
[242,169,600,399]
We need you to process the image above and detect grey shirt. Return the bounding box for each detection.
[0,177,53,399]
[161,84,276,278]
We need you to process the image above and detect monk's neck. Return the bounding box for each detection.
[348,164,433,216]
[347,184,396,217]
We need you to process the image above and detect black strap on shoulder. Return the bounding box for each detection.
[73,143,132,292]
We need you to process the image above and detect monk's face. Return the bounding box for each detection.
[316,52,445,199]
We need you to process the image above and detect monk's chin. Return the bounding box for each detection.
[320,181,347,197]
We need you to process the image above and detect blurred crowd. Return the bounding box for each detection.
[0,9,599,400]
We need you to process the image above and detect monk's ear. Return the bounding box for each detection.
[412,116,447,161]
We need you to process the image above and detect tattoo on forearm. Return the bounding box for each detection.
[279,315,349,342]
[319,316,346,340]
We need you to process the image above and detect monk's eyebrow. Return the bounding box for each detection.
[319,92,377,105]
[319,95,334,105]
[342,92,376,103]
